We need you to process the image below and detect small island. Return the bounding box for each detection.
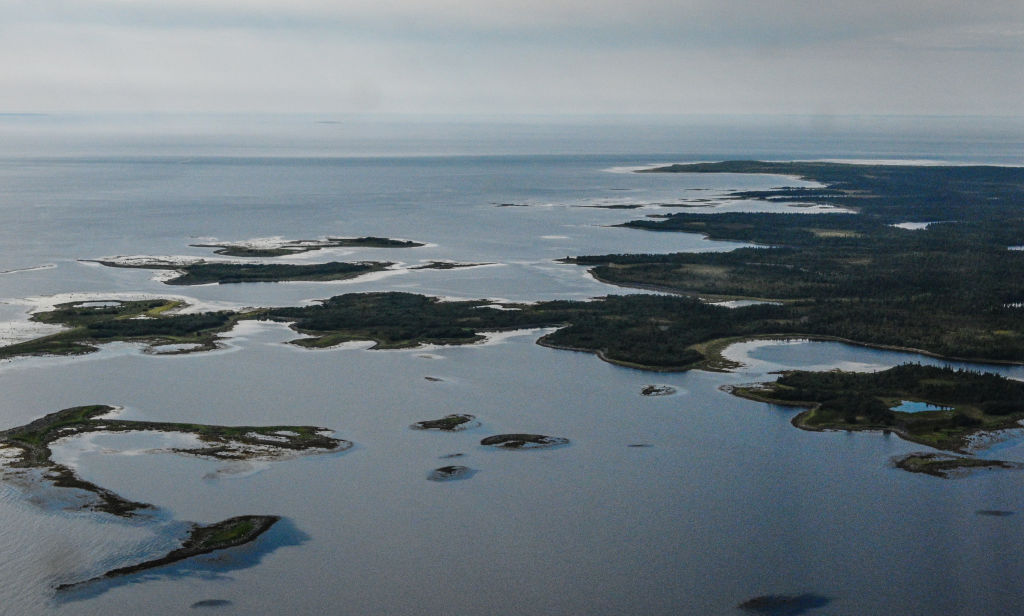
[57,515,281,590]
[411,414,479,431]
[738,593,831,615]
[93,258,393,285]
[480,434,569,449]
[191,236,424,257]
[893,452,1019,478]
[409,261,492,270]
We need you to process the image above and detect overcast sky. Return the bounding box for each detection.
[2,0,1022,116]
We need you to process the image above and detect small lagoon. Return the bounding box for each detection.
[891,400,954,413]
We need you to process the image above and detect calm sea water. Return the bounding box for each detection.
[1,115,1023,615]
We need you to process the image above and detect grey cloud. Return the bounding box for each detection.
[11,1,1024,47]
[2,0,1022,114]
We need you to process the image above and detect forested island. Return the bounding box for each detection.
[0,299,244,359]
[94,259,393,285]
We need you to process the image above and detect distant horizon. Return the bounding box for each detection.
[3,111,1024,120]
[1,112,1022,165]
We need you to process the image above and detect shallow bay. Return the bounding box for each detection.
[2,117,1024,614]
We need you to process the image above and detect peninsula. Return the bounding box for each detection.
[730,364,1024,473]
[567,161,1024,364]
[57,515,281,590]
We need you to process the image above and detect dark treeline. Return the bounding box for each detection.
[265,291,791,368]
[8,292,796,370]
[168,261,391,285]
[772,364,1024,416]
[640,161,1024,222]
[0,300,243,359]
[84,312,234,339]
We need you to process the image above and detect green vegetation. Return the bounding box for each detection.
[534,295,792,370]
[731,364,1024,451]
[0,299,243,360]
[97,259,392,285]
[0,404,349,516]
[57,515,280,590]
[567,161,1024,364]
[264,291,793,370]
[192,236,424,257]
[267,292,524,348]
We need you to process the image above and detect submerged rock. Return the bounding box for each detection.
[428,465,475,481]
[641,384,676,396]
[480,434,569,449]
[738,593,831,615]
[191,599,233,609]
[411,414,478,431]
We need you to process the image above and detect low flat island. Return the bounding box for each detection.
[191,236,424,257]
[93,258,393,285]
